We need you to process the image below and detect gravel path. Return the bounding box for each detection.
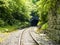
[20,27,38,45]
[0,27,57,45]
[0,27,38,45]
[0,29,24,45]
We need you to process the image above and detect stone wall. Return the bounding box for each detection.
[46,1,60,44]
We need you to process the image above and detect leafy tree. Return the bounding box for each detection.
[0,0,15,25]
[0,0,35,27]
[36,0,49,29]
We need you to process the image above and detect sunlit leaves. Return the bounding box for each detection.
[36,0,58,24]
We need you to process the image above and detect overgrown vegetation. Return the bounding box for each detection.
[36,0,60,44]
[0,0,34,32]
[0,0,60,44]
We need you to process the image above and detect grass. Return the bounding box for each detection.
[0,25,18,33]
[0,25,18,42]
[0,22,30,33]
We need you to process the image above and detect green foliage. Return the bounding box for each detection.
[0,25,17,32]
[36,0,58,29]
[36,0,60,44]
[37,21,42,26]
[0,0,60,44]
[57,6,60,14]
[36,0,58,24]
[0,0,17,25]
[41,23,48,30]
[0,0,35,31]
[18,22,30,28]
[0,19,5,27]
[37,21,48,30]
[36,0,49,29]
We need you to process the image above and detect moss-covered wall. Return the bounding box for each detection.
[46,1,60,44]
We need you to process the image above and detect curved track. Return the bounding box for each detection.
[0,27,56,45]
[0,27,38,45]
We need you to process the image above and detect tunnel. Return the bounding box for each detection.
[30,11,39,26]
[30,16,39,26]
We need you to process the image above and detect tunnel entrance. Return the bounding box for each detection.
[30,18,38,26]
[30,16,39,26]
[30,11,39,26]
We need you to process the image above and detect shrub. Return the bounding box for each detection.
[0,19,5,27]
[41,23,48,30]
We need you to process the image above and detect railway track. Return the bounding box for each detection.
[0,27,56,45]
[20,27,39,45]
